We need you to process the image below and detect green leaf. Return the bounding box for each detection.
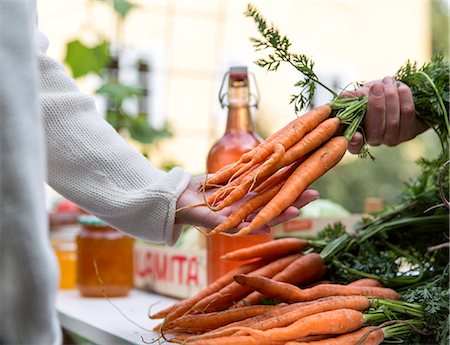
[105,110,123,130]
[64,40,111,78]
[96,83,142,107]
[97,0,137,18]
[128,114,172,144]
[113,0,137,18]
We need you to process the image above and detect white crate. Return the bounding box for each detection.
[134,241,207,299]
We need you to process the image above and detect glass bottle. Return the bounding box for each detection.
[206,66,273,284]
[76,215,134,297]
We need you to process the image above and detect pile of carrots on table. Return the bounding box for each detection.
[150,238,424,345]
[197,104,359,237]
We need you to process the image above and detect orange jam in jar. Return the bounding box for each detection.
[76,215,134,297]
[52,240,77,289]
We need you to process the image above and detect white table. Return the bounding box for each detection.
[56,290,179,345]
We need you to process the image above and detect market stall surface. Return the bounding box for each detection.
[57,289,177,344]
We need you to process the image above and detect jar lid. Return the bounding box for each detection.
[78,215,108,226]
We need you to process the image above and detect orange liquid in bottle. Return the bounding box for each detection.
[206,67,273,284]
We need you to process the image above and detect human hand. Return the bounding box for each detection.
[175,175,319,235]
[342,76,428,154]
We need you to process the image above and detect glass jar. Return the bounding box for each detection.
[76,215,134,297]
[52,240,77,289]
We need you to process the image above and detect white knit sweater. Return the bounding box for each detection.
[1,2,191,344]
[38,31,191,246]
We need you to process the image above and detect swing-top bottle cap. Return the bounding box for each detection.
[229,66,248,80]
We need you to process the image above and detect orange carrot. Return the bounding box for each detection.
[267,116,341,177]
[206,105,332,191]
[204,161,246,189]
[233,136,349,236]
[285,326,383,345]
[286,335,333,343]
[207,164,261,206]
[251,161,304,194]
[239,105,332,165]
[220,238,308,261]
[211,116,338,212]
[208,179,285,235]
[240,308,366,340]
[211,160,299,212]
[236,253,323,306]
[304,279,331,288]
[240,116,339,186]
[234,275,400,301]
[187,309,366,345]
[239,116,340,193]
[209,154,304,210]
[190,254,301,313]
[232,296,370,335]
[301,265,328,287]
[230,142,286,183]
[185,301,316,342]
[348,278,383,287]
[164,305,276,330]
[152,259,267,321]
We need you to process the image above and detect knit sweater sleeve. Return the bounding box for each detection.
[37,31,191,246]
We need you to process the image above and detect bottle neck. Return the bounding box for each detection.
[225,76,254,132]
[225,104,253,132]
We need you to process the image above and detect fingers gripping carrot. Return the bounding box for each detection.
[234,136,349,236]
[234,275,400,301]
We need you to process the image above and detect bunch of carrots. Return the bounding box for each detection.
[189,4,449,238]
[195,104,363,237]
[150,238,425,344]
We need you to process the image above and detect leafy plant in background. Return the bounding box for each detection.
[64,0,172,150]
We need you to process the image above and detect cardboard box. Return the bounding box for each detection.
[273,215,363,238]
[134,241,207,299]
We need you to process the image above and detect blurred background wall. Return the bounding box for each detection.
[38,0,448,212]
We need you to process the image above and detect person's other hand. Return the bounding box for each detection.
[175,175,319,235]
[342,76,428,154]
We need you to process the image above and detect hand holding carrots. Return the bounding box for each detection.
[341,76,428,154]
[175,175,319,234]
[188,105,352,236]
